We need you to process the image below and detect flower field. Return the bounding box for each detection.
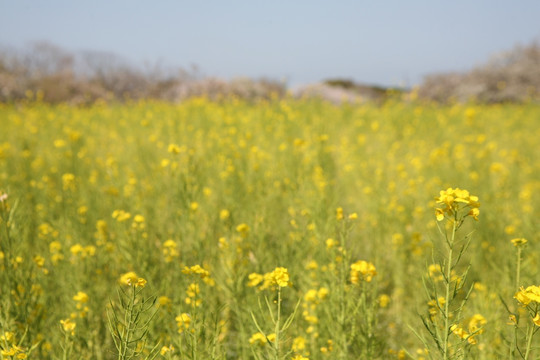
[0,97,539,359]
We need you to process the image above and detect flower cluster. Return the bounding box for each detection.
[73,291,89,318]
[60,318,76,336]
[350,260,377,284]
[435,188,480,222]
[248,332,275,346]
[511,238,528,247]
[182,264,214,285]
[1,331,27,358]
[162,239,179,263]
[119,271,147,288]
[514,285,540,306]
[247,267,291,290]
[175,313,191,333]
[514,286,540,326]
[185,283,202,307]
[450,314,486,345]
[112,209,131,222]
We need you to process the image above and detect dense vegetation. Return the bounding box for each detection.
[0,98,538,359]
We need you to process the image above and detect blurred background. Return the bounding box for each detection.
[1,0,539,103]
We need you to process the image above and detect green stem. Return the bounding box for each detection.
[509,248,523,360]
[362,281,373,358]
[516,248,522,290]
[442,220,457,360]
[274,287,282,360]
[62,331,70,360]
[338,224,348,359]
[119,286,136,360]
[523,323,535,360]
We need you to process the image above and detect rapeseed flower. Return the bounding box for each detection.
[60,318,76,335]
[515,285,540,305]
[176,313,191,333]
[533,313,540,326]
[112,210,131,222]
[160,345,174,355]
[247,267,291,290]
[73,291,88,303]
[249,332,268,346]
[468,314,486,334]
[119,271,146,287]
[236,223,250,238]
[435,188,480,222]
[272,267,290,287]
[219,209,230,220]
[182,264,210,279]
[247,273,264,287]
[162,239,179,262]
[350,260,377,284]
[292,336,306,351]
[511,238,528,247]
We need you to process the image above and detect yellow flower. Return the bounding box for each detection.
[468,314,486,334]
[350,260,377,284]
[186,283,200,298]
[236,223,250,237]
[136,278,147,288]
[73,291,89,303]
[133,214,145,223]
[318,287,329,300]
[435,188,480,221]
[219,209,230,220]
[112,210,131,222]
[511,238,528,247]
[515,286,540,305]
[249,332,267,346]
[247,273,263,287]
[428,264,443,282]
[160,345,174,355]
[62,173,75,190]
[158,296,171,307]
[435,208,445,221]
[304,289,318,303]
[378,294,391,308]
[60,318,76,335]
[272,267,290,288]
[33,255,45,267]
[250,268,291,290]
[450,324,468,339]
[182,264,210,279]
[0,331,14,342]
[325,238,338,249]
[119,271,146,287]
[162,240,179,262]
[1,348,17,356]
[168,144,181,154]
[176,313,191,333]
[292,336,306,351]
[507,314,517,325]
[468,207,480,221]
[533,313,540,326]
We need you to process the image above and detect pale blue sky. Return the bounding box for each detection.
[1,1,539,87]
